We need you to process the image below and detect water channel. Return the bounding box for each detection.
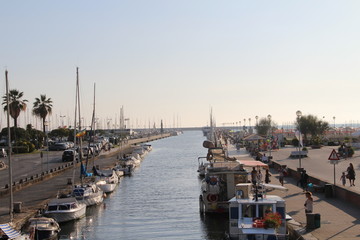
[60,131,228,240]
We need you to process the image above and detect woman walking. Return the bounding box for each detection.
[347,163,356,186]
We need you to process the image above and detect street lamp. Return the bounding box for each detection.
[296,110,302,169]
[60,115,66,127]
[333,116,336,135]
[45,120,50,171]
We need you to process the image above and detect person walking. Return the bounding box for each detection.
[340,172,346,186]
[265,169,271,184]
[347,163,356,186]
[251,167,257,185]
[257,169,263,183]
[279,167,285,186]
[300,170,309,192]
[304,191,313,214]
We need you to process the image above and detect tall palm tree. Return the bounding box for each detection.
[33,94,53,133]
[2,89,28,128]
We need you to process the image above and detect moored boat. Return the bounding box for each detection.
[199,161,248,213]
[94,169,119,193]
[228,183,288,240]
[27,217,61,240]
[72,182,104,206]
[44,198,86,223]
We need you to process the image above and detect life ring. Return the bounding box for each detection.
[207,194,219,202]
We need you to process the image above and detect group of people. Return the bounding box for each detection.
[250,167,272,184]
[340,163,356,186]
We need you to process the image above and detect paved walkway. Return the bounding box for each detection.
[228,145,360,240]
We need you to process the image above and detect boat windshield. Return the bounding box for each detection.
[241,204,274,218]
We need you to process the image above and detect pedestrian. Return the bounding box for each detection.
[261,154,268,163]
[265,169,271,184]
[279,167,284,186]
[257,169,263,183]
[251,167,257,185]
[340,172,346,186]
[347,163,356,186]
[300,170,309,192]
[304,191,313,214]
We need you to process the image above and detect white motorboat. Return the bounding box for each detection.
[44,197,86,223]
[72,182,104,206]
[228,183,288,240]
[94,169,119,193]
[27,217,61,240]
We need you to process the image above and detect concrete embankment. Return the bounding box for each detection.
[0,133,170,230]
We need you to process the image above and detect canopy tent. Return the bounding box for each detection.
[0,223,21,239]
[243,134,265,141]
[238,160,269,169]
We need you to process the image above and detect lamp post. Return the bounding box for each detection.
[267,115,272,158]
[296,110,302,169]
[255,116,259,134]
[248,118,252,133]
[45,120,49,171]
[333,116,336,135]
[60,115,66,127]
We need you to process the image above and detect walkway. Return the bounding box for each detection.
[228,145,360,240]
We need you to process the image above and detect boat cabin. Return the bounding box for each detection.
[228,184,287,240]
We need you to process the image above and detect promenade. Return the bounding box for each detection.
[229,145,360,240]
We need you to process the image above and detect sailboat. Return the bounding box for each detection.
[71,71,104,207]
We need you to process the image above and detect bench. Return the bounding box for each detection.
[290,151,308,158]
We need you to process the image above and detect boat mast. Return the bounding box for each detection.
[5,70,13,221]
[85,83,96,170]
[72,67,79,187]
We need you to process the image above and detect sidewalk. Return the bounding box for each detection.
[228,145,360,239]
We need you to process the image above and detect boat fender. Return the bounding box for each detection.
[207,194,218,202]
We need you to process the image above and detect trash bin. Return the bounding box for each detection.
[324,184,333,198]
[314,213,321,228]
[306,213,321,229]
[13,202,22,213]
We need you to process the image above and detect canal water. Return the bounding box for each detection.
[60,131,228,240]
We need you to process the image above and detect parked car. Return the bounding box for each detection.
[0,148,7,158]
[49,143,68,151]
[62,149,79,162]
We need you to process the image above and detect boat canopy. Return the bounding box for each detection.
[0,223,21,239]
[238,160,269,169]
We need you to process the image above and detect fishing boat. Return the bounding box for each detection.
[27,217,61,240]
[44,198,86,223]
[199,161,248,213]
[228,183,288,240]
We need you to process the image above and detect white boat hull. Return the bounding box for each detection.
[45,205,86,223]
[76,192,104,206]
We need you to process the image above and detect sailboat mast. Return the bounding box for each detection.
[5,70,13,221]
[72,68,79,187]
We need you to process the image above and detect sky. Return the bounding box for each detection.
[1,1,360,129]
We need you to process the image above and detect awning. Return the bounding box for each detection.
[238,160,269,169]
[0,223,21,239]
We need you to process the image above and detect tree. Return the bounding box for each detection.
[2,89,28,128]
[296,114,330,142]
[255,117,273,136]
[32,94,53,133]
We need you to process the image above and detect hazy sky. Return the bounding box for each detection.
[1,1,360,129]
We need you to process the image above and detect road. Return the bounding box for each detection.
[0,150,66,187]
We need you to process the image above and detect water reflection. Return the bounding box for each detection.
[59,131,229,239]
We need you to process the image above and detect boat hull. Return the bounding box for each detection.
[45,205,86,223]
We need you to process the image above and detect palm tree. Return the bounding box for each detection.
[2,89,28,128]
[33,94,53,133]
